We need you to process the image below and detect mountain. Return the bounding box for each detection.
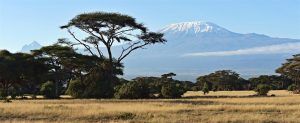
[21,41,42,53]
[120,21,300,81]
[156,21,298,53]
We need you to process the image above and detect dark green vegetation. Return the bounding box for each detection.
[254,84,271,96]
[276,54,300,93]
[1,12,300,100]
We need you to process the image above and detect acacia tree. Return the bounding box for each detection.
[0,50,46,98]
[60,12,166,73]
[161,72,176,79]
[276,54,300,93]
[196,70,246,91]
[32,45,77,97]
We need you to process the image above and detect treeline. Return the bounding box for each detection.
[194,70,293,91]
[1,11,300,100]
[0,47,297,99]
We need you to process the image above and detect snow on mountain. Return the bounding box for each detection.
[21,41,42,53]
[160,21,231,34]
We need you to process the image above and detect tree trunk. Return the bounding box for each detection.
[106,46,114,84]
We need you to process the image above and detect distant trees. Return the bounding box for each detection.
[196,70,248,91]
[1,47,298,99]
[113,73,189,99]
[277,54,300,93]
[248,75,291,90]
[194,70,295,93]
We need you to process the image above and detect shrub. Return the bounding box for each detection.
[66,79,85,98]
[8,87,19,99]
[65,72,117,99]
[202,82,210,95]
[287,84,297,92]
[191,86,201,91]
[82,79,114,98]
[161,83,185,98]
[40,81,57,99]
[0,89,6,99]
[114,81,150,99]
[254,84,271,96]
[79,69,116,98]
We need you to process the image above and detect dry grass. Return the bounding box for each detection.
[0,90,300,123]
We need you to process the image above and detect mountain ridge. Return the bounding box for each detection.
[20,41,42,53]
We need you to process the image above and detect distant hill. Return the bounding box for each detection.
[20,41,42,53]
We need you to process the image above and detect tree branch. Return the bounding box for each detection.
[118,42,149,62]
[67,29,96,56]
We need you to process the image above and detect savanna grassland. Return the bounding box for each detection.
[0,90,300,123]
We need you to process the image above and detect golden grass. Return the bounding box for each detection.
[0,90,299,123]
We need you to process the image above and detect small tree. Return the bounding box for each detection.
[40,81,57,99]
[202,82,210,95]
[254,84,271,96]
[161,72,176,79]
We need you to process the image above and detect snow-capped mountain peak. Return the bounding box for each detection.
[159,21,230,34]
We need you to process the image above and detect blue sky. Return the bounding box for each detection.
[0,0,299,52]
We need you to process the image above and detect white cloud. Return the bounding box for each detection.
[183,42,300,57]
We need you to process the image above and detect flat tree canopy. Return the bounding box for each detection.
[60,12,166,65]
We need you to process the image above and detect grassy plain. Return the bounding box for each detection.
[0,90,299,123]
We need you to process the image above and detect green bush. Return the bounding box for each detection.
[254,84,271,96]
[66,79,85,98]
[114,81,150,99]
[161,83,185,98]
[287,84,297,92]
[40,81,57,99]
[65,72,117,99]
[82,79,114,98]
[78,68,117,98]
